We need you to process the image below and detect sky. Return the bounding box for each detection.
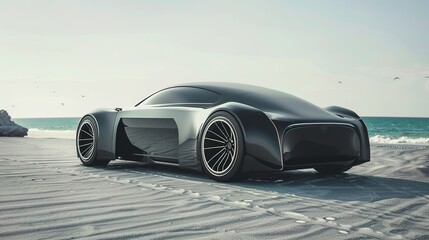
[1,0,428,118]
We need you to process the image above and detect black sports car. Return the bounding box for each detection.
[76,82,370,181]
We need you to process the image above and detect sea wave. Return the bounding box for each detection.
[370,135,429,145]
[27,128,76,139]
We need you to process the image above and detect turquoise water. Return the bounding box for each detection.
[362,117,429,144]
[13,117,429,144]
[14,117,80,131]
[363,117,429,139]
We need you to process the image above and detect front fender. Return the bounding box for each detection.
[212,102,283,172]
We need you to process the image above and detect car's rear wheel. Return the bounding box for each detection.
[199,112,244,182]
[76,116,109,166]
[314,164,352,175]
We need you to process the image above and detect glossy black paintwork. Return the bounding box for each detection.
[81,82,370,173]
[82,110,117,161]
[213,102,282,170]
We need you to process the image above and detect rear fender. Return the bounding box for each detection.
[355,119,371,164]
[325,106,370,164]
[212,102,283,171]
[324,106,360,119]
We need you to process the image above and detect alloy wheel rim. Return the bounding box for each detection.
[201,116,238,177]
[77,121,95,161]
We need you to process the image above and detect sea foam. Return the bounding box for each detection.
[27,128,76,139]
[370,135,429,145]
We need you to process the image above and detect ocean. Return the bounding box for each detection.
[14,117,80,139]
[363,117,429,145]
[13,117,429,145]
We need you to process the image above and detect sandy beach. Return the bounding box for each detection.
[0,137,428,239]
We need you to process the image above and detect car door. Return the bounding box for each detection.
[116,87,220,165]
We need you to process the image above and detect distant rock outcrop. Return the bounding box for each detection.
[0,110,28,137]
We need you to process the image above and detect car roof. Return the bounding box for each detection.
[172,82,280,97]
[171,82,335,119]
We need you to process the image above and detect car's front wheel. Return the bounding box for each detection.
[198,112,244,182]
[76,116,109,166]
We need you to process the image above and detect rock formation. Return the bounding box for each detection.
[0,110,28,137]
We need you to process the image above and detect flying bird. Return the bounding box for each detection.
[80,95,85,98]
[338,81,343,84]
[394,77,400,80]
[425,76,429,78]
[61,103,64,106]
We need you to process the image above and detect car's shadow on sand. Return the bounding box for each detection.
[241,171,429,202]
[104,161,429,202]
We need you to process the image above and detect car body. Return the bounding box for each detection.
[76,82,370,181]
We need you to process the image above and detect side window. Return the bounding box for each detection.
[139,87,221,106]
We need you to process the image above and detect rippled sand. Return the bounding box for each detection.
[0,138,428,239]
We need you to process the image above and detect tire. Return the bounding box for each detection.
[76,116,110,166]
[314,164,352,175]
[198,111,244,182]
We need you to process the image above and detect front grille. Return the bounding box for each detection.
[282,124,360,166]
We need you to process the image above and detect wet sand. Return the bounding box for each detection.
[0,138,428,239]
